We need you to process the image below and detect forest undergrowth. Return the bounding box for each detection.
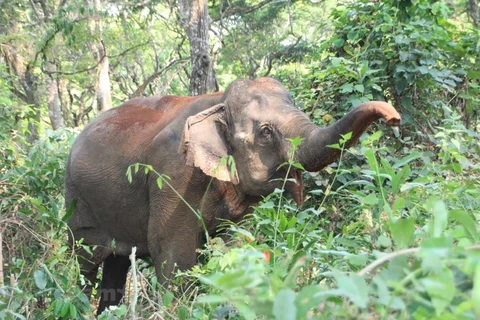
[1,107,480,319]
[1,0,480,319]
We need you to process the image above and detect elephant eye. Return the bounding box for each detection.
[260,126,272,137]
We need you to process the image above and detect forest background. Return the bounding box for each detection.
[1,0,480,319]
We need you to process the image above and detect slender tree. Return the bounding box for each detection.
[89,0,112,111]
[46,61,65,130]
[178,0,218,95]
[0,1,45,141]
[470,0,479,27]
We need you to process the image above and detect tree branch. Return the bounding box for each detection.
[42,41,151,76]
[358,243,480,276]
[213,0,276,22]
[130,58,189,98]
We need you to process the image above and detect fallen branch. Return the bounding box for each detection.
[129,246,138,320]
[358,243,480,276]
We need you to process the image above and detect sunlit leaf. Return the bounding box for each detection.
[360,193,379,205]
[34,270,47,290]
[425,198,448,237]
[389,218,414,249]
[420,269,455,315]
[273,289,296,320]
[126,166,132,183]
[156,177,163,189]
[472,263,480,315]
[334,272,369,308]
[449,210,479,242]
[196,294,228,304]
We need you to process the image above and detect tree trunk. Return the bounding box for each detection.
[470,0,479,27]
[46,62,64,130]
[95,41,112,112]
[178,0,218,96]
[1,43,41,142]
[90,0,112,112]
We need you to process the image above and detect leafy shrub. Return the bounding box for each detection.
[0,128,91,319]
[180,122,480,319]
[293,0,479,132]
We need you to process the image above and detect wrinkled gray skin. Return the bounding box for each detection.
[65,77,401,314]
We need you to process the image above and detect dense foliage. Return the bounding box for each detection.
[1,0,480,319]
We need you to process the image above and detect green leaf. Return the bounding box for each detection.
[162,291,174,307]
[340,131,352,143]
[156,177,163,189]
[354,84,364,93]
[326,231,334,250]
[425,198,448,237]
[295,285,327,317]
[196,294,228,304]
[389,218,414,249]
[420,236,453,262]
[393,197,407,211]
[177,305,189,319]
[126,166,132,183]
[53,300,63,316]
[377,234,392,248]
[60,301,70,317]
[472,263,480,315]
[373,277,391,306]
[62,198,76,222]
[292,162,305,171]
[34,270,47,290]
[400,182,426,192]
[449,210,478,242]
[334,272,369,308]
[420,269,455,315]
[327,143,341,150]
[69,304,77,319]
[392,151,422,168]
[360,193,378,205]
[273,289,296,320]
[333,38,345,48]
[340,83,353,93]
[363,148,376,170]
[368,130,383,142]
[288,136,304,148]
[359,61,368,78]
[391,165,411,194]
[395,77,408,94]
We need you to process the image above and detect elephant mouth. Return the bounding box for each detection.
[267,168,304,206]
[287,169,304,206]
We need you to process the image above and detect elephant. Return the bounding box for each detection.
[65,77,401,314]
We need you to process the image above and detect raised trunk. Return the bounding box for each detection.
[296,101,401,172]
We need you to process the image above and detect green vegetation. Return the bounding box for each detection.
[1,0,480,319]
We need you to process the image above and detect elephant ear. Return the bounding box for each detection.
[182,103,239,184]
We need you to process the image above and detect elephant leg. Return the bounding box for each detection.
[97,254,131,315]
[67,195,113,299]
[149,230,203,290]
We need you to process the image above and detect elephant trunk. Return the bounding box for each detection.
[295,101,401,172]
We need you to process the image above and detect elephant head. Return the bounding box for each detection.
[183,77,401,205]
